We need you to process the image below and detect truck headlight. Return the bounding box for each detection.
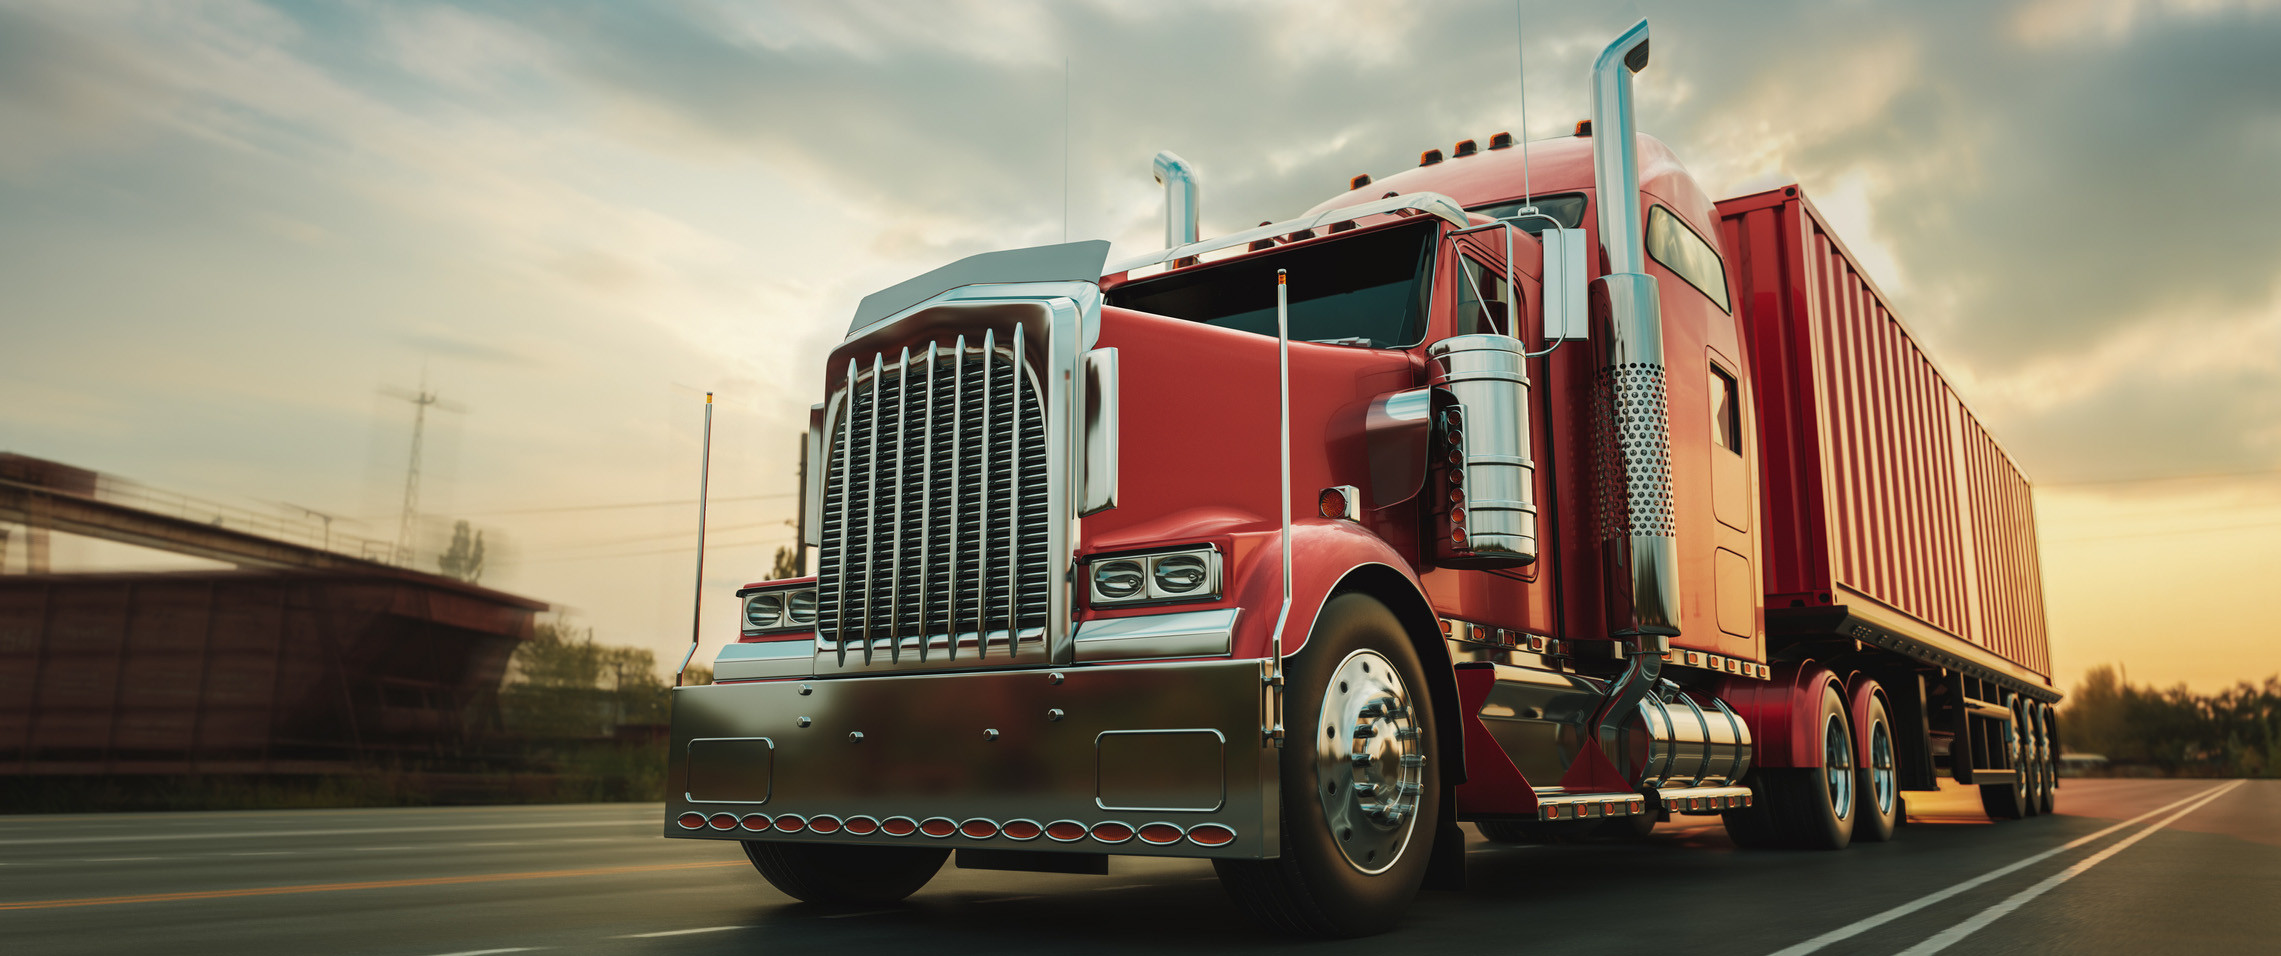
[1093,560,1146,600]
[1152,554,1209,594]
[745,593,784,629]
[786,589,817,625]
[1088,547,1220,606]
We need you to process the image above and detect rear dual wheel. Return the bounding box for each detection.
[1723,683,1857,850]
[1216,594,1440,938]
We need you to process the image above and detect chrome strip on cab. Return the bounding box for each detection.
[1073,608,1240,663]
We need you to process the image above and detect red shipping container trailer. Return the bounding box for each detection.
[1720,187,2051,685]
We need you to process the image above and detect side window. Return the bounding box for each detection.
[1455,256,1512,336]
[1647,206,1732,313]
[1710,363,1742,454]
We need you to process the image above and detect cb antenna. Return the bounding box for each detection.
[677,391,714,687]
[1515,0,1534,212]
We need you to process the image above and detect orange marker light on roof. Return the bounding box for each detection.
[1350,173,1372,190]
[1419,148,1443,166]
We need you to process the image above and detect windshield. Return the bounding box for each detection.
[1467,192,1588,235]
[1106,219,1436,348]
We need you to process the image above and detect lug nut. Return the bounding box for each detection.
[796,716,811,728]
[1047,708,1065,722]
[983,728,1000,741]
[848,731,865,743]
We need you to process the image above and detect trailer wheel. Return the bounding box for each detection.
[1215,593,1439,938]
[1721,682,1856,850]
[742,841,947,906]
[1853,693,1900,843]
[2034,706,2058,815]
[1978,701,2029,820]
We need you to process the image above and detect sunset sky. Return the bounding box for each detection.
[3,0,2277,695]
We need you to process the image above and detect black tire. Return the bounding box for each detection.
[1721,682,1856,850]
[1476,814,1648,845]
[742,841,947,905]
[1215,593,1440,938]
[2035,707,2058,815]
[1979,701,2029,821]
[1854,692,1900,843]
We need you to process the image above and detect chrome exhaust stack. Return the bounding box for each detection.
[1152,151,1200,249]
[1591,19,1680,642]
[1587,19,1679,784]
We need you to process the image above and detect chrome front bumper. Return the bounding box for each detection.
[663,658,1279,859]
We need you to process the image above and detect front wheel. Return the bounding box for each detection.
[743,841,947,906]
[1215,593,1440,938]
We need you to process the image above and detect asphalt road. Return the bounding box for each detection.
[3,778,2274,955]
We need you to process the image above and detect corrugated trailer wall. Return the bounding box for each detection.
[1716,186,2051,681]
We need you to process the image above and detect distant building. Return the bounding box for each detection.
[0,453,545,778]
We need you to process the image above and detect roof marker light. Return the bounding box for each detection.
[1489,132,1514,149]
[1419,148,1444,166]
[1350,173,1373,190]
[1453,139,1478,157]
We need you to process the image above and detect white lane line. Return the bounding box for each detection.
[228,851,295,857]
[1895,780,2245,956]
[820,909,895,919]
[1764,780,2238,956]
[0,819,649,847]
[423,949,542,955]
[974,895,1044,904]
[613,925,752,938]
[77,857,164,863]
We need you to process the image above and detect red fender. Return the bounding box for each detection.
[1717,661,1840,768]
[1221,517,1427,660]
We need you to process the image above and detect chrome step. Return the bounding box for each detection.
[1653,785,1754,814]
[1533,792,1649,822]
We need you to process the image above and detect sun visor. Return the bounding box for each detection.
[848,240,1110,336]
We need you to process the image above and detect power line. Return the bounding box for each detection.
[381,492,797,520]
[519,535,794,565]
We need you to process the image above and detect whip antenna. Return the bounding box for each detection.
[677,391,714,687]
[1516,0,1534,211]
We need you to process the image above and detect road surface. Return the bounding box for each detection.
[4,778,2274,955]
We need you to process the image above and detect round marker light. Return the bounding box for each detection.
[1137,823,1184,845]
[807,815,843,834]
[1090,822,1134,844]
[1187,824,1236,847]
[739,813,770,830]
[960,819,1000,839]
[744,593,783,629]
[1001,820,1043,841]
[881,817,918,837]
[1093,559,1145,600]
[1151,554,1208,594]
[707,813,737,831]
[919,817,957,838]
[1044,821,1087,842]
[843,816,881,835]
[1318,487,1349,519]
[677,812,706,829]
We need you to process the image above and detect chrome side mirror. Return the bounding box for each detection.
[1542,226,1589,341]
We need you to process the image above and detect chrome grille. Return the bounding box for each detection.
[816,328,1052,665]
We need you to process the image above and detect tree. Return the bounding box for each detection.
[770,544,800,579]
[439,519,485,583]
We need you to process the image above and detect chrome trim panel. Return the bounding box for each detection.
[1080,347,1119,515]
[1106,191,1473,276]
[714,640,816,682]
[1073,607,1239,662]
[664,659,1278,859]
[1096,728,1227,812]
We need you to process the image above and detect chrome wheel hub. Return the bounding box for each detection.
[1314,649,1423,874]
[1824,713,1855,821]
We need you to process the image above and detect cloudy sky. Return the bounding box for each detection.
[3,0,2277,694]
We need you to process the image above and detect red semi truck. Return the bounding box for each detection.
[664,20,2057,936]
